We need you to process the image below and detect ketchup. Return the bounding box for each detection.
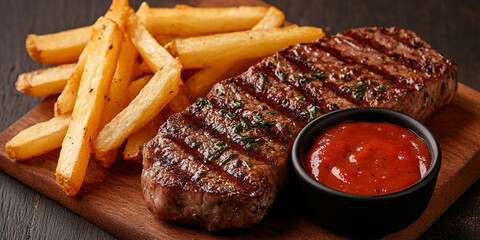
[305,122,430,195]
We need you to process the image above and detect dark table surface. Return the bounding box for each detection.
[1,0,479,239]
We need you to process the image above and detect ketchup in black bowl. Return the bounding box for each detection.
[291,107,441,237]
[305,121,431,195]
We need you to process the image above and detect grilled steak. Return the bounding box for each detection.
[141,27,457,231]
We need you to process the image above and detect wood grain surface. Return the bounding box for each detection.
[1,0,479,239]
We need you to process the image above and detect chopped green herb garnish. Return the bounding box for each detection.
[275,71,289,81]
[234,123,243,134]
[353,83,367,99]
[192,142,202,148]
[250,114,276,127]
[220,109,235,120]
[260,72,267,91]
[241,120,250,131]
[340,86,352,93]
[215,141,225,146]
[306,105,322,120]
[238,133,264,149]
[196,97,214,108]
[244,160,252,167]
[300,77,310,83]
[266,110,276,114]
[310,72,327,79]
[367,28,375,33]
[295,74,310,83]
[230,99,243,109]
[220,154,237,165]
[233,115,274,142]
[246,142,260,148]
[375,84,386,92]
[298,96,305,101]
[205,145,230,163]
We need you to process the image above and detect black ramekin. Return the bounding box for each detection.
[291,107,441,237]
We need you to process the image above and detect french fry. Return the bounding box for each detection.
[6,114,71,160]
[166,26,325,69]
[123,108,172,161]
[53,0,128,116]
[136,2,268,37]
[167,90,191,113]
[131,58,153,80]
[187,58,261,100]
[24,0,128,65]
[125,8,173,72]
[154,34,191,47]
[26,26,92,65]
[94,38,138,168]
[252,6,285,30]
[54,42,91,116]
[122,115,163,161]
[104,0,129,27]
[127,74,153,103]
[94,58,182,156]
[56,17,123,196]
[174,4,193,10]
[16,63,76,97]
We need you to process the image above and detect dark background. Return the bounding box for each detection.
[1,0,478,239]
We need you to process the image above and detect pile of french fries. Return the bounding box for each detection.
[6,0,324,196]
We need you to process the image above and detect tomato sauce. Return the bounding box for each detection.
[305,122,430,195]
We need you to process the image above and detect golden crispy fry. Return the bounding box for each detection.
[104,0,129,27]
[24,0,128,65]
[251,6,285,30]
[154,35,190,46]
[127,74,153,103]
[167,90,191,113]
[56,17,123,196]
[125,8,173,72]
[54,42,91,116]
[136,2,268,37]
[16,63,76,97]
[131,58,153,80]
[26,26,92,65]
[174,4,193,10]
[6,114,71,160]
[186,57,261,101]
[123,115,164,161]
[94,38,138,168]
[166,26,325,69]
[94,58,182,157]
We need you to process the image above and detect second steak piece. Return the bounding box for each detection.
[142,27,457,231]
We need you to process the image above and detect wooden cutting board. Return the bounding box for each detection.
[1,84,479,240]
[1,0,480,239]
